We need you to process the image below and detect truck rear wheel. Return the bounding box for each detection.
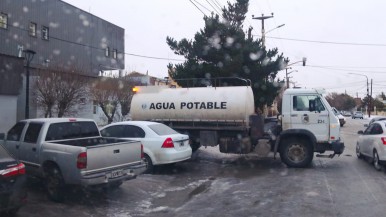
[45,166,65,202]
[280,138,313,168]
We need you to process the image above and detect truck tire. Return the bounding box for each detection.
[280,138,313,168]
[45,166,65,202]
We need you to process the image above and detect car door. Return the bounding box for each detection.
[369,123,384,156]
[4,122,27,159]
[360,124,374,157]
[18,122,44,174]
[290,95,329,142]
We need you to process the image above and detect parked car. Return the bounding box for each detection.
[100,121,192,173]
[352,111,364,119]
[356,120,386,170]
[0,144,27,215]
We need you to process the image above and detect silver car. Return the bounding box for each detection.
[352,111,364,119]
[356,120,386,170]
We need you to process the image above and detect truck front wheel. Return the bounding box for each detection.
[280,138,313,168]
[45,166,65,202]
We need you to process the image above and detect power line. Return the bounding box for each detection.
[205,0,222,15]
[5,21,185,62]
[189,0,207,16]
[254,35,386,47]
[192,0,212,13]
[307,65,386,74]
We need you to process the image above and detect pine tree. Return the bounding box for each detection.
[166,0,285,111]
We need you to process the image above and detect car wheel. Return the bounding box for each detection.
[45,166,65,202]
[373,150,382,171]
[356,143,362,159]
[280,138,313,168]
[143,154,154,174]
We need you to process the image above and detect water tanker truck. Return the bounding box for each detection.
[130,80,344,168]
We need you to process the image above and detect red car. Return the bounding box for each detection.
[0,143,27,215]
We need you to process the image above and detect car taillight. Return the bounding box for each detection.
[141,144,144,158]
[382,137,386,145]
[0,163,25,178]
[161,137,174,148]
[77,152,87,169]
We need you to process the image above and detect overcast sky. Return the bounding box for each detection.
[63,0,386,99]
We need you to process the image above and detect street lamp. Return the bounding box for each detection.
[23,49,36,119]
[349,73,370,117]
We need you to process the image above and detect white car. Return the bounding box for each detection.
[356,120,386,171]
[100,121,192,173]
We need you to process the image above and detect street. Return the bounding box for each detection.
[15,117,386,217]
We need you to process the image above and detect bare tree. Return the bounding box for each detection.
[91,76,140,124]
[33,66,89,118]
[33,69,57,117]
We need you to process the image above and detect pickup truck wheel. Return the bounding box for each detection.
[143,155,154,174]
[45,166,65,202]
[280,138,313,168]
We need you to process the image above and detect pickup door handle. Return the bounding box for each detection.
[114,149,120,154]
[32,147,37,152]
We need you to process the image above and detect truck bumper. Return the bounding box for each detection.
[331,140,345,155]
[80,163,146,186]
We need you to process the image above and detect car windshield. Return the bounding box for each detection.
[148,123,178,136]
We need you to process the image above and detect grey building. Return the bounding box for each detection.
[0,0,125,131]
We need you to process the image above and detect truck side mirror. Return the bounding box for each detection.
[309,100,316,112]
[357,130,364,135]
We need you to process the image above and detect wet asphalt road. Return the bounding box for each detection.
[14,117,386,217]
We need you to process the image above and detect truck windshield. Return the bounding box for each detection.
[45,121,100,141]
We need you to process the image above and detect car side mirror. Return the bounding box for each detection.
[357,130,364,135]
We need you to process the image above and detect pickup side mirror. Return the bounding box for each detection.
[309,100,316,112]
[357,130,364,135]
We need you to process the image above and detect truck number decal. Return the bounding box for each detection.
[318,120,325,124]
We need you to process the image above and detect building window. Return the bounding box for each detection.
[105,47,110,57]
[79,98,86,105]
[112,49,117,59]
[29,22,37,37]
[42,26,49,40]
[0,13,8,29]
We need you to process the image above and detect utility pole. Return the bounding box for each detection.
[369,79,373,117]
[252,13,274,47]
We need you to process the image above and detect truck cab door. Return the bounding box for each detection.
[19,122,43,174]
[4,122,27,159]
[290,95,329,142]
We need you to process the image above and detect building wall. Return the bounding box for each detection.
[0,0,125,126]
[0,95,18,133]
[0,0,124,76]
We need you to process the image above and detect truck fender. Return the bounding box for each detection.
[42,160,61,176]
[273,129,317,158]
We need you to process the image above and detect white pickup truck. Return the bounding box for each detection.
[2,118,145,202]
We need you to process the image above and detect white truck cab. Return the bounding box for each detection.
[276,88,344,167]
